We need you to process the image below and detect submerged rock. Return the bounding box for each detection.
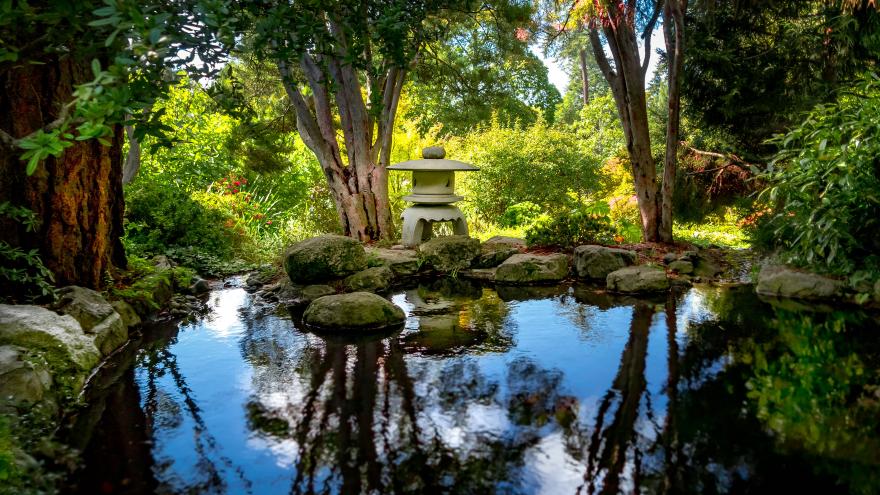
[53,286,127,356]
[756,265,843,301]
[344,266,395,293]
[573,245,637,280]
[367,248,421,278]
[606,266,669,293]
[0,345,53,412]
[418,235,480,273]
[0,305,100,392]
[495,253,569,284]
[303,292,405,331]
[284,235,368,284]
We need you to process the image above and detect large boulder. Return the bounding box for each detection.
[303,292,406,331]
[344,266,395,293]
[756,265,843,301]
[606,266,669,293]
[0,345,53,412]
[0,305,100,392]
[284,235,368,284]
[418,235,480,273]
[53,286,128,356]
[367,248,421,278]
[495,253,569,284]
[574,245,637,280]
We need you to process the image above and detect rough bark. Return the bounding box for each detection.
[0,55,126,289]
[588,6,661,242]
[278,49,402,242]
[661,0,687,243]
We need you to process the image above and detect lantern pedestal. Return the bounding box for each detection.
[400,205,469,247]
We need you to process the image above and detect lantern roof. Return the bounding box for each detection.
[388,146,479,171]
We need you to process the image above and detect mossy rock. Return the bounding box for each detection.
[418,235,480,273]
[303,292,405,331]
[474,243,519,268]
[755,265,843,301]
[606,266,669,293]
[0,304,100,393]
[344,266,395,293]
[367,248,421,278]
[495,253,569,284]
[284,235,368,284]
[573,245,636,280]
[53,286,128,356]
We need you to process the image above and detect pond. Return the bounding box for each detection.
[64,279,880,494]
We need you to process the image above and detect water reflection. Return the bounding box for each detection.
[68,281,880,494]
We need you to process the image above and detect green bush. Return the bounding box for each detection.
[525,204,618,248]
[499,202,542,228]
[758,73,880,275]
[124,180,238,259]
[448,118,602,222]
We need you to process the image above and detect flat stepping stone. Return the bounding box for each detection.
[495,253,569,284]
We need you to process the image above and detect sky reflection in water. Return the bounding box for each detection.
[71,280,880,495]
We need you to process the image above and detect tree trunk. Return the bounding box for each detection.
[0,56,126,289]
[661,0,688,243]
[589,9,662,242]
[578,48,590,105]
[278,50,401,242]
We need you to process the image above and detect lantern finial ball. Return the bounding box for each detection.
[422,146,445,159]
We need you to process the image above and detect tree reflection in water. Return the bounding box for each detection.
[71,282,880,494]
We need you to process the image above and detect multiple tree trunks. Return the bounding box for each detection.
[588,2,681,244]
[0,55,126,289]
[278,22,403,242]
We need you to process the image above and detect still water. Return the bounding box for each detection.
[66,279,880,494]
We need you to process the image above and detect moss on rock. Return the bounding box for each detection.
[284,235,368,284]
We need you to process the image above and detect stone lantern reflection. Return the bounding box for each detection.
[389,146,478,247]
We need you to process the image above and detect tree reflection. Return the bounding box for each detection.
[579,303,653,495]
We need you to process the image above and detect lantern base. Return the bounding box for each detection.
[400,204,469,247]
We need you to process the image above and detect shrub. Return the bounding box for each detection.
[124,180,239,259]
[758,73,880,274]
[448,118,602,222]
[525,204,618,248]
[499,202,542,228]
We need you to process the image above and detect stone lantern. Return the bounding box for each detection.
[388,146,478,247]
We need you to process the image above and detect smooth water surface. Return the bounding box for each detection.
[67,279,880,494]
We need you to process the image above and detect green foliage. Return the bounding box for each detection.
[405,7,561,135]
[1,0,233,174]
[684,0,880,154]
[499,202,542,228]
[745,310,880,494]
[449,117,602,222]
[524,203,618,248]
[758,73,880,274]
[124,181,238,260]
[0,203,55,302]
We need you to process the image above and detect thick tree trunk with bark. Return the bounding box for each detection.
[0,56,126,289]
[277,24,403,242]
[588,8,662,242]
